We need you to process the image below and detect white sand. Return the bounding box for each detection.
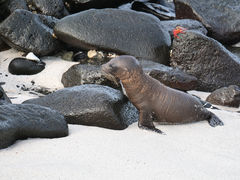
[0,49,240,180]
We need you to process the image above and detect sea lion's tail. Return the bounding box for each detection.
[208,112,224,127]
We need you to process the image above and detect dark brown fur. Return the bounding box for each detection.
[102,55,223,133]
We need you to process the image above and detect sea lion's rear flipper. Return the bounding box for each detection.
[207,112,224,127]
[138,110,165,134]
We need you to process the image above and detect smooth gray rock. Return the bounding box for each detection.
[0,104,68,149]
[170,30,240,91]
[206,85,240,108]
[174,0,240,44]
[0,85,11,105]
[161,19,207,39]
[61,63,117,88]
[24,85,138,130]
[8,58,46,75]
[54,9,171,64]
[0,9,61,56]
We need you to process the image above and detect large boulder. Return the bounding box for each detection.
[0,104,68,149]
[206,85,240,108]
[0,9,62,56]
[170,30,240,91]
[174,0,240,45]
[54,9,171,64]
[23,85,138,130]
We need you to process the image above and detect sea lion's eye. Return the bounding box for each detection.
[109,64,117,72]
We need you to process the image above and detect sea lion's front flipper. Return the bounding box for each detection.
[138,110,165,134]
[208,112,224,127]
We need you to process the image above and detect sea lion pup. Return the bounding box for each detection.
[101,55,224,134]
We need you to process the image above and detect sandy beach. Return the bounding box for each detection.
[0,49,240,180]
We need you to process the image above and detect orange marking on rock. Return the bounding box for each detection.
[173,26,187,39]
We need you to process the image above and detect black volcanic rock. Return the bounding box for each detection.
[0,9,61,56]
[174,0,240,45]
[64,0,133,13]
[0,104,68,149]
[8,0,28,13]
[54,9,171,64]
[206,85,240,108]
[161,19,207,39]
[139,60,198,91]
[61,64,117,88]
[0,37,9,51]
[8,58,45,75]
[0,85,11,105]
[131,1,175,20]
[24,85,138,130]
[28,0,69,18]
[0,0,10,22]
[170,31,240,91]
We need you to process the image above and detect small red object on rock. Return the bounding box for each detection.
[173,26,187,39]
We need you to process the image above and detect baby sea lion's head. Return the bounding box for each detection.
[101,55,142,81]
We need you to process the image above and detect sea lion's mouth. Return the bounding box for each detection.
[101,65,119,86]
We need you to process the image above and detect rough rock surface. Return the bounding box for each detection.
[8,0,28,13]
[0,85,11,105]
[24,85,138,130]
[174,0,240,44]
[61,63,117,88]
[161,19,207,39]
[0,9,61,56]
[206,85,240,108]
[170,31,240,91]
[54,9,171,64]
[0,104,68,149]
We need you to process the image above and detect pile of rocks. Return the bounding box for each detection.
[0,0,240,149]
